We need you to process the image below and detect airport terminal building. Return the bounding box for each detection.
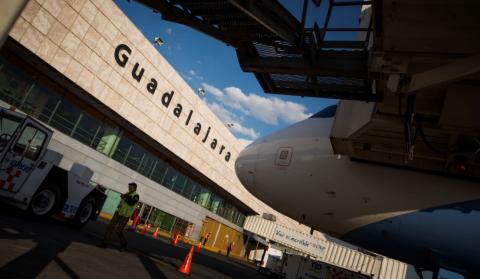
[0,0,311,257]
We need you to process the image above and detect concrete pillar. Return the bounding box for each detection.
[0,0,28,47]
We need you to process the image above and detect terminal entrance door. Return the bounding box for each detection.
[200,217,245,257]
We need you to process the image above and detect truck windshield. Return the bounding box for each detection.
[0,111,22,152]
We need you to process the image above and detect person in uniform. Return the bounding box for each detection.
[226,241,234,257]
[100,182,139,251]
[203,232,210,245]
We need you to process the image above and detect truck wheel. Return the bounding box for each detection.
[73,197,95,227]
[28,184,62,217]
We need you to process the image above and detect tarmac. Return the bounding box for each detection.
[0,205,269,279]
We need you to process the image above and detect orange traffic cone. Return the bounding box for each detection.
[178,246,194,275]
[140,225,147,235]
[152,227,159,239]
[196,241,202,252]
[171,233,181,246]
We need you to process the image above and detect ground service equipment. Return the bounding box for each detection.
[0,103,105,227]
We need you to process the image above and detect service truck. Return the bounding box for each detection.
[249,246,284,277]
[0,103,105,226]
[282,254,372,279]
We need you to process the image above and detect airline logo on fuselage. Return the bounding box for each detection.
[275,147,293,168]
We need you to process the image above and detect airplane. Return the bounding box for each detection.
[235,101,480,279]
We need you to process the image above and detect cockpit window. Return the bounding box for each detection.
[310,105,337,118]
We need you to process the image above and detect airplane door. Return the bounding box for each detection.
[0,117,51,193]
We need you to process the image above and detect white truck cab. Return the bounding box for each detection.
[0,104,105,226]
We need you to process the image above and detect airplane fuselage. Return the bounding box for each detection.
[235,107,480,276]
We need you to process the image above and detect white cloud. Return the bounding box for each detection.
[207,102,259,140]
[181,73,193,81]
[203,83,311,125]
[202,82,224,98]
[188,70,203,80]
[181,70,204,82]
[238,138,254,147]
[165,28,172,35]
[207,101,235,123]
[230,123,259,139]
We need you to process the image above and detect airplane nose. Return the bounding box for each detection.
[235,143,260,194]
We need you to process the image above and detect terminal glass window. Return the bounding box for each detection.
[209,194,224,215]
[233,208,246,226]
[149,208,176,232]
[150,159,168,184]
[172,218,191,235]
[0,62,32,108]
[124,143,145,171]
[194,185,211,209]
[231,208,240,225]
[22,85,61,122]
[95,121,120,156]
[139,204,153,224]
[48,99,82,135]
[163,166,179,189]
[72,111,105,148]
[171,172,187,194]
[182,179,197,200]
[112,135,133,164]
[222,202,234,221]
[236,213,246,226]
[138,152,156,177]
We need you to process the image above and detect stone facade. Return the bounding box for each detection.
[9,0,317,236]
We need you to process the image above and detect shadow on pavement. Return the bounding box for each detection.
[137,253,168,279]
[0,206,167,279]
[87,219,267,279]
[0,205,266,279]
[0,231,81,279]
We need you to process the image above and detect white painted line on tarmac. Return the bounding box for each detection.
[2,228,20,234]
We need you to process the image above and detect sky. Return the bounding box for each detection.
[114,0,362,147]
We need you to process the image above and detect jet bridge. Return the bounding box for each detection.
[135,0,377,101]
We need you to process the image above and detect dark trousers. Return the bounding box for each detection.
[103,212,129,246]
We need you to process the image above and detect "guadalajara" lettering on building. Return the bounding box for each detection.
[114,43,232,163]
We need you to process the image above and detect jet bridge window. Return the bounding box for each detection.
[13,125,47,161]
